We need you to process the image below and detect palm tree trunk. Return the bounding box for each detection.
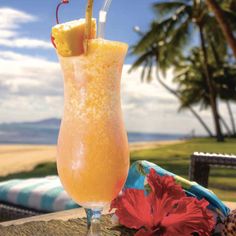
[198,24,224,142]
[205,0,236,59]
[226,101,236,135]
[156,72,214,137]
[209,39,235,136]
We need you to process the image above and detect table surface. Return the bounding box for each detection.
[0,202,235,236]
[0,214,135,236]
[0,207,136,236]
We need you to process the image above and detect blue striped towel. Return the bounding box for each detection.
[0,176,79,212]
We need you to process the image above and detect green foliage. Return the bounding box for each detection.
[174,47,236,110]
[153,1,189,19]
[130,0,236,76]
[0,163,57,182]
[131,22,159,55]
[220,0,236,31]
[130,0,197,79]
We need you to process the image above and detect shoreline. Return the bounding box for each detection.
[129,139,186,151]
[0,139,185,177]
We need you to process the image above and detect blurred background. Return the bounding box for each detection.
[0,0,235,202]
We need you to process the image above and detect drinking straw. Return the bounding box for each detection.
[84,0,94,53]
[98,0,113,38]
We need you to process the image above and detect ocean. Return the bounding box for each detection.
[0,119,185,144]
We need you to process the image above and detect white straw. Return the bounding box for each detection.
[98,0,113,38]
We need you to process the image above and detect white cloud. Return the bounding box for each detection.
[0,49,63,122]
[0,38,52,49]
[121,65,179,116]
[0,30,17,38]
[0,51,59,78]
[0,95,63,122]
[0,50,62,97]
[0,7,36,30]
[0,50,235,135]
[0,7,51,49]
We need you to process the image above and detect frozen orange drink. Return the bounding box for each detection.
[52,16,129,209]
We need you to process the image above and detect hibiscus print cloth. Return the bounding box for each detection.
[124,160,230,235]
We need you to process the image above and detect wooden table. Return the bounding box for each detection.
[0,202,235,236]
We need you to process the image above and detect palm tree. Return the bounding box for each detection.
[157,72,214,137]
[174,47,236,136]
[130,29,214,137]
[131,0,225,141]
[205,0,236,58]
[208,36,236,136]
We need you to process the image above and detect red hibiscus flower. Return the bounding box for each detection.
[110,169,215,236]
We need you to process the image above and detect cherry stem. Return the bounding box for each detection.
[56,0,69,24]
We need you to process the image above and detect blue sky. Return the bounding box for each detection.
[1,0,157,63]
[0,0,233,135]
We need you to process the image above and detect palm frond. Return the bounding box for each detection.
[153,0,189,19]
[158,4,192,38]
[204,15,227,57]
[129,51,154,72]
[146,57,154,83]
[168,19,192,51]
[131,23,159,55]
[140,61,149,82]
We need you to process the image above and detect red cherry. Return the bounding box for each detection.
[51,35,56,49]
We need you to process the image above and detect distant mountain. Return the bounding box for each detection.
[0,118,61,144]
[21,118,61,127]
[0,118,61,128]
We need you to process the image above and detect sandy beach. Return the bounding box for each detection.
[0,140,185,177]
[0,145,56,177]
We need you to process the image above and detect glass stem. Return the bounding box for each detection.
[85,208,102,236]
[85,208,93,228]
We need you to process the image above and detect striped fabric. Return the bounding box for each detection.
[0,176,79,212]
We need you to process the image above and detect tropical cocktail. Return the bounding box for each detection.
[57,39,129,208]
[52,0,129,234]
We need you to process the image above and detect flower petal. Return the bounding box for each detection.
[147,169,186,224]
[147,169,185,199]
[135,228,155,236]
[110,189,153,229]
[161,197,215,236]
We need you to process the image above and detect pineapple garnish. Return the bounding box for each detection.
[51,0,96,57]
[52,19,96,57]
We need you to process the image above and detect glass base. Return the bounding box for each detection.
[85,208,102,236]
[81,202,107,210]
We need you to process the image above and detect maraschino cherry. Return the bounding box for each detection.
[51,0,70,49]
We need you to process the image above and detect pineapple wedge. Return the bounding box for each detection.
[52,18,96,57]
